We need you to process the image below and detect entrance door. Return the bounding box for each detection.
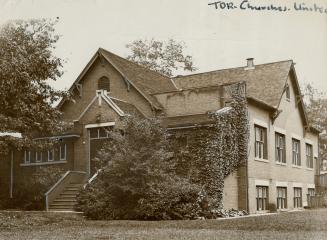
[88,127,112,176]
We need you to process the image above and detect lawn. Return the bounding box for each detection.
[0,209,326,240]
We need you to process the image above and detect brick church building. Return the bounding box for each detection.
[0,48,320,213]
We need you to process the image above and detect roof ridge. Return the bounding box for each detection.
[173,59,293,79]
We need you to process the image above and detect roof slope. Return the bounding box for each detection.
[99,48,177,109]
[173,60,293,108]
[112,98,145,117]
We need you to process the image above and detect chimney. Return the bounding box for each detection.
[245,58,255,70]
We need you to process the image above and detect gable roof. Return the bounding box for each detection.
[173,60,293,109]
[173,60,319,133]
[58,48,177,110]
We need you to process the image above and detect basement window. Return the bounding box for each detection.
[256,186,268,211]
[293,187,302,208]
[277,187,287,209]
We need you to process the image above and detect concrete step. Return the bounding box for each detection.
[62,189,79,194]
[48,207,76,212]
[53,199,77,203]
[59,194,78,199]
[47,179,85,212]
[64,187,80,191]
[68,183,84,187]
[50,202,77,207]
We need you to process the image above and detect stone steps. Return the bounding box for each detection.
[48,183,83,212]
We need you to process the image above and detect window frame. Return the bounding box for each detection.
[256,186,269,211]
[24,151,31,164]
[59,144,67,161]
[293,187,302,208]
[308,188,315,197]
[275,132,286,164]
[48,149,54,162]
[98,76,110,92]
[292,138,301,166]
[277,187,287,209]
[305,143,313,169]
[35,152,42,163]
[89,127,111,140]
[255,125,268,160]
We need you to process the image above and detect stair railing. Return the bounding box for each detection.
[83,169,102,189]
[45,171,86,211]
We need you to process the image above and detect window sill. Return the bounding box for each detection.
[255,158,269,163]
[276,162,287,166]
[20,161,67,167]
[292,165,302,169]
[306,168,313,171]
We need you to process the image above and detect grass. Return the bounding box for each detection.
[0,209,327,240]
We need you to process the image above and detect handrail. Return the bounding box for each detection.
[45,171,70,197]
[84,169,102,188]
[45,170,86,211]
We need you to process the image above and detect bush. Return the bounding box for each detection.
[77,172,205,220]
[76,115,208,220]
[0,166,64,210]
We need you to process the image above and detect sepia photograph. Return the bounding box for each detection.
[0,0,327,239]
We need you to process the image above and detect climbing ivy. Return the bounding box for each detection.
[172,82,249,209]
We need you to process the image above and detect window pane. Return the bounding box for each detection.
[48,150,54,161]
[90,128,99,139]
[60,144,66,160]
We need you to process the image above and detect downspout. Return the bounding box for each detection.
[245,154,249,213]
[10,150,13,198]
[245,106,250,213]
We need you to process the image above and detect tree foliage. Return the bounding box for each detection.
[126,39,197,77]
[0,166,64,210]
[77,115,204,220]
[0,19,68,153]
[302,83,327,132]
[302,83,327,168]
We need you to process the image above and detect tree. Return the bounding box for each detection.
[302,83,327,170]
[126,38,197,77]
[302,83,327,132]
[0,19,68,154]
[77,115,205,220]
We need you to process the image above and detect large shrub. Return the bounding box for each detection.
[0,166,64,210]
[76,115,207,220]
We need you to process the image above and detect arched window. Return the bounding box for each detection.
[98,76,110,91]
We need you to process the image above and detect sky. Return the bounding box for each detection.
[1,0,327,92]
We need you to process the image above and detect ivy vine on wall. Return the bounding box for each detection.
[172,82,249,209]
